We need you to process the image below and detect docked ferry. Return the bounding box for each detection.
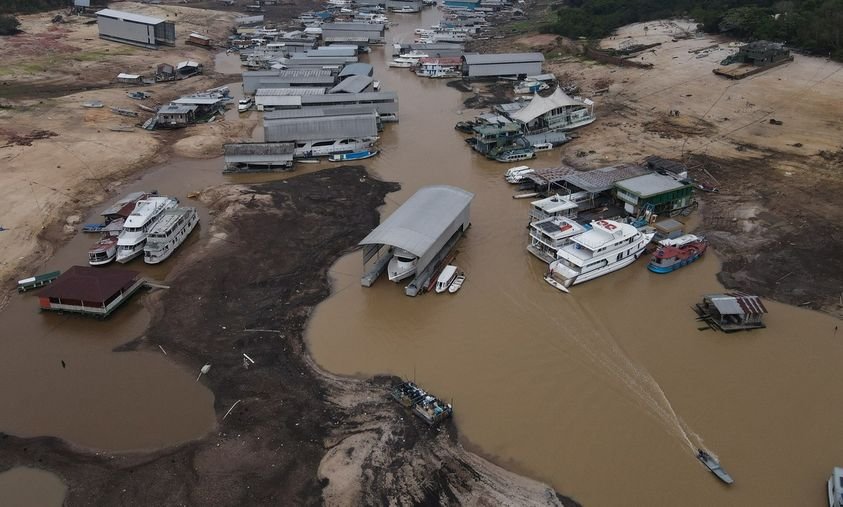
[388,248,418,282]
[116,196,179,263]
[647,234,708,273]
[545,220,654,292]
[144,207,199,264]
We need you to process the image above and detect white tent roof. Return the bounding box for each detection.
[511,88,586,124]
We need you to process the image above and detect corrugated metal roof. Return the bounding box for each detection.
[96,8,165,25]
[260,74,336,85]
[159,104,198,113]
[462,52,545,65]
[300,91,398,104]
[359,185,474,257]
[562,164,650,194]
[707,293,768,316]
[40,265,139,303]
[224,143,295,156]
[257,88,326,96]
[264,104,378,120]
[255,96,303,107]
[172,96,222,105]
[330,75,373,93]
[339,63,374,77]
[323,22,385,31]
[264,113,378,142]
[614,173,689,197]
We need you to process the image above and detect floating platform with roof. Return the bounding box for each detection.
[694,292,768,332]
[37,266,146,318]
[359,185,473,296]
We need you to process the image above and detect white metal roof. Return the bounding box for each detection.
[96,8,165,25]
[117,73,141,79]
[462,52,544,65]
[614,173,688,197]
[330,75,373,93]
[511,88,586,123]
[359,185,474,257]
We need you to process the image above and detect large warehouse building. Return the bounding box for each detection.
[96,9,175,49]
[359,185,474,296]
[461,53,544,79]
[263,112,379,143]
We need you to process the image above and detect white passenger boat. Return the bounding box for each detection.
[143,207,199,264]
[830,467,843,507]
[435,265,458,293]
[116,196,179,263]
[237,97,253,112]
[87,220,125,266]
[294,137,378,158]
[388,248,418,282]
[388,57,418,68]
[504,165,534,183]
[544,219,654,292]
[527,216,586,263]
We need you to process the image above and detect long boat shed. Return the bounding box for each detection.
[360,185,474,296]
[461,53,544,79]
[263,112,378,142]
[96,9,175,49]
[223,143,294,172]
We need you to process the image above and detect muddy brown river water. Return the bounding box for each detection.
[1,8,841,506]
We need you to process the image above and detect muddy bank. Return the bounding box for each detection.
[0,167,577,506]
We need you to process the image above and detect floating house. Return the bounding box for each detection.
[338,63,374,78]
[155,104,197,128]
[321,22,385,44]
[243,69,335,94]
[613,172,694,217]
[509,88,595,133]
[223,143,295,172]
[116,73,144,85]
[96,9,175,49]
[329,75,374,94]
[727,41,791,66]
[38,266,145,318]
[695,292,768,332]
[461,53,544,79]
[360,185,474,296]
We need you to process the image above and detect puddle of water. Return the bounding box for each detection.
[0,467,66,507]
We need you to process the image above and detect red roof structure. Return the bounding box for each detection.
[40,266,139,305]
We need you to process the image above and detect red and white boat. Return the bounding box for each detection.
[647,234,708,273]
[87,219,125,266]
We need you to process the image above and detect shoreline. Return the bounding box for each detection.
[0,167,580,505]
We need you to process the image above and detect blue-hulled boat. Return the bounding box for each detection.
[329,149,378,162]
[647,234,708,274]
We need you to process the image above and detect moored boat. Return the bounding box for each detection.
[495,148,535,163]
[504,165,534,183]
[87,219,125,266]
[828,467,843,507]
[116,196,179,263]
[448,273,465,293]
[143,207,199,264]
[294,137,377,158]
[545,220,654,292]
[435,265,458,293]
[647,234,708,273]
[388,57,417,68]
[697,449,734,485]
[388,248,418,282]
[328,149,378,162]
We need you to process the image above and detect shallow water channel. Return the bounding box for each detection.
[305,8,843,506]
[0,7,840,507]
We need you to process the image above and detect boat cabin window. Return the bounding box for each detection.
[396,255,415,262]
[312,140,335,147]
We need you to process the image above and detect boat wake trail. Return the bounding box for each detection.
[503,287,702,454]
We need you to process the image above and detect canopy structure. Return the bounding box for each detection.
[511,87,587,124]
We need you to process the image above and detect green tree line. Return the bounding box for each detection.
[546,0,843,60]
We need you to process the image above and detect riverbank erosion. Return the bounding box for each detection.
[0,167,577,506]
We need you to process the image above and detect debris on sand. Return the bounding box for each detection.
[1,129,59,147]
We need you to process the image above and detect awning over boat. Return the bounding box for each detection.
[359,185,474,258]
[510,88,587,124]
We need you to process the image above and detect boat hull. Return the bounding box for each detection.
[116,246,144,264]
[647,251,704,273]
[144,210,199,264]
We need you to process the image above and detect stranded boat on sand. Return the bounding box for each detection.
[648,234,708,273]
[390,381,453,426]
[116,196,179,263]
[144,207,199,264]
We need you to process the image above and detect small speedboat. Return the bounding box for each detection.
[448,274,465,293]
[697,449,733,485]
[329,150,378,162]
[532,142,553,152]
